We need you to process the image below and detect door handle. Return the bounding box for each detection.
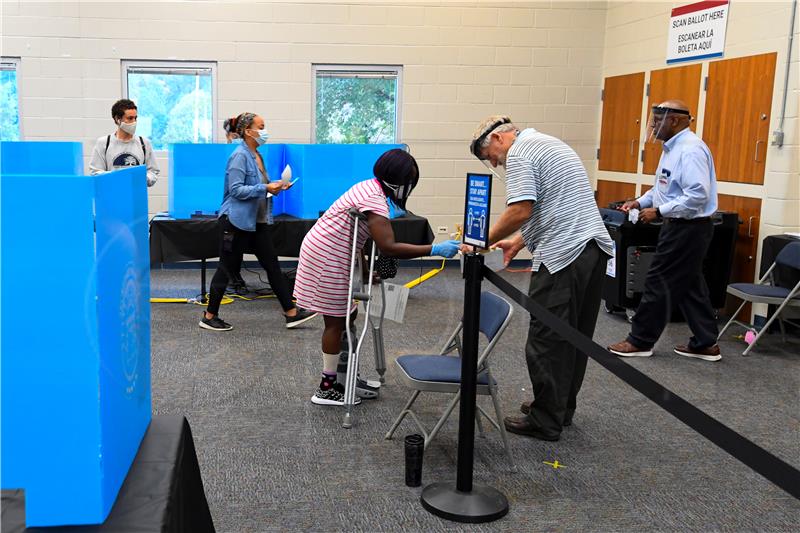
[630,139,636,155]
[747,216,757,238]
[754,140,765,162]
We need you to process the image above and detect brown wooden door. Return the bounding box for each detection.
[596,179,636,209]
[643,64,702,175]
[599,72,645,173]
[703,53,777,184]
[716,194,762,319]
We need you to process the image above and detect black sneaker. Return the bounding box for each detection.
[199,314,233,331]
[311,382,361,406]
[285,308,318,329]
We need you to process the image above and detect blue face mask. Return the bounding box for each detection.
[387,197,406,219]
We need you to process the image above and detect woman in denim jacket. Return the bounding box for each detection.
[200,112,317,332]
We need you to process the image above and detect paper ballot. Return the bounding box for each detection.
[359,282,409,324]
[281,164,292,183]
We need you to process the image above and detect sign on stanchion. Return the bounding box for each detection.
[420,173,509,523]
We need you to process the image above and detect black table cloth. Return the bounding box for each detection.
[150,214,434,266]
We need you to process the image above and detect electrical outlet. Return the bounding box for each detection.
[437,226,448,234]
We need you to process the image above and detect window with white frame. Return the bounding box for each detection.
[122,61,216,151]
[313,65,402,144]
[0,58,21,141]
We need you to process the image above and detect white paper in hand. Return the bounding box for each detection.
[483,248,505,272]
[281,164,292,183]
[368,282,409,323]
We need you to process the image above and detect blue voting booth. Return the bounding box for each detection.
[0,142,151,527]
[168,143,403,219]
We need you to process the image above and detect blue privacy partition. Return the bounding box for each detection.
[279,144,402,218]
[0,164,151,527]
[0,140,83,175]
[168,143,401,219]
[168,142,285,219]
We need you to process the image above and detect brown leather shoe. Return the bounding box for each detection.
[503,415,560,441]
[608,340,653,357]
[674,344,721,361]
[519,400,572,426]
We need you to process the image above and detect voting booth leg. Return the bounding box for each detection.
[420,253,509,523]
[200,259,208,304]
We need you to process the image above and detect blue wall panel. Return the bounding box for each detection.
[0,141,83,175]
[168,143,401,220]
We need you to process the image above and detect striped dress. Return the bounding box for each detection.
[294,179,390,317]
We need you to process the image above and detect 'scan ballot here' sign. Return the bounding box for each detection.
[666,0,730,64]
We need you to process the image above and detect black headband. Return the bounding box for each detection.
[652,106,691,116]
[470,118,511,158]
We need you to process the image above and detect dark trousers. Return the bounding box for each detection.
[206,216,293,316]
[525,240,606,435]
[628,220,719,350]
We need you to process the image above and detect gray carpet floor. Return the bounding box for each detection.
[150,267,800,532]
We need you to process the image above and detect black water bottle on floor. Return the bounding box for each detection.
[404,434,424,487]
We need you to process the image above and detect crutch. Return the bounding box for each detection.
[369,280,387,384]
[343,208,377,429]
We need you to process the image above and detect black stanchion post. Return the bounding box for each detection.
[420,253,509,523]
[200,258,207,304]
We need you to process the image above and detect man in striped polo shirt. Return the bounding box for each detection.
[469,115,614,442]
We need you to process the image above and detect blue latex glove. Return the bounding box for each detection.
[431,240,460,258]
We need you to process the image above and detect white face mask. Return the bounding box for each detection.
[119,121,137,135]
[247,128,270,146]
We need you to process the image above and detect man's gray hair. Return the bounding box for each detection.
[472,115,517,151]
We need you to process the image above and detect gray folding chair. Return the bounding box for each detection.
[718,241,800,355]
[385,291,514,468]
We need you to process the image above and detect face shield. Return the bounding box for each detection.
[383,181,413,207]
[646,106,691,143]
[470,118,511,182]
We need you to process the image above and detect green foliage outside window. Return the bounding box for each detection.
[316,75,397,144]
[0,69,20,141]
[127,71,212,151]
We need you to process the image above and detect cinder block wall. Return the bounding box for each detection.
[1,0,609,240]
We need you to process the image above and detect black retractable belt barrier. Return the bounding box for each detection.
[483,267,800,501]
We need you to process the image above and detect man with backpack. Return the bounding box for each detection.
[89,99,159,187]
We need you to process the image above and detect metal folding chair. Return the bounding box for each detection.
[384,291,515,468]
[718,241,800,355]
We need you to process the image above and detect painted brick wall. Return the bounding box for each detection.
[1,0,609,240]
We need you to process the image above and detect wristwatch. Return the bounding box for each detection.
[655,207,663,220]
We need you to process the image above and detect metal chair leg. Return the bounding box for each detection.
[385,390,421,440]
[743,310,783,355]
[718,300,747,341]
[488,384,515,470]
[475,409,486,439]
[426,392,460,449]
